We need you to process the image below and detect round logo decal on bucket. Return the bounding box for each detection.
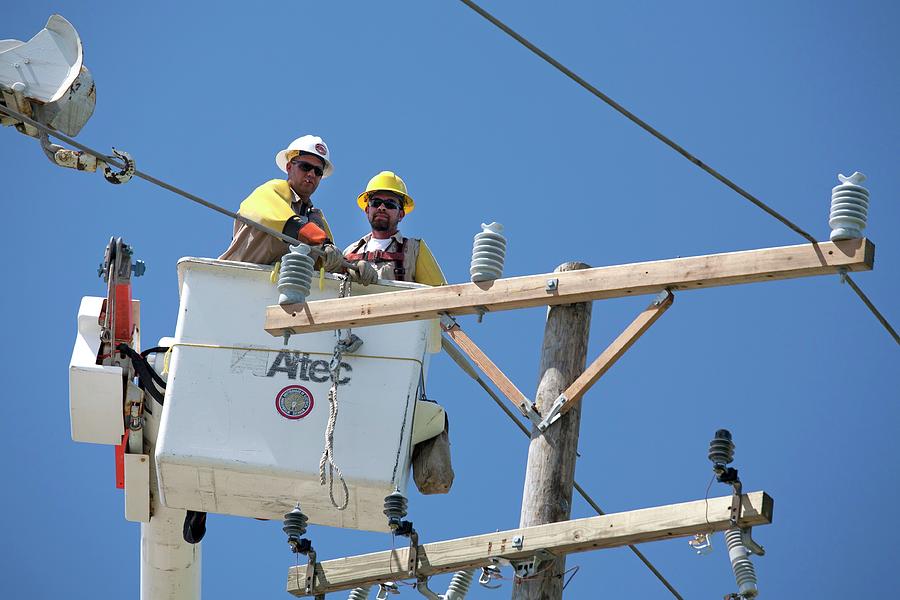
[275,385,314,420]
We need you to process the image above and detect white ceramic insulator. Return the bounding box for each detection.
[829,171,869,241]
[725,528,758,598]
[278,244,315,305]
[470,222,506,282]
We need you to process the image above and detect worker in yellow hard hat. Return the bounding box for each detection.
[343,171,453,495]
[219,134,344,272]
[343,171,446,286]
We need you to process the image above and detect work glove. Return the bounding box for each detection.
[319,244,346,272]
[297,221,327,245]
[350,260,379,286]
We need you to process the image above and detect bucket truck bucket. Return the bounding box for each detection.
[153,259,441,532]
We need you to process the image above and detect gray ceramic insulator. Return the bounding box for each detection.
[444,570,475,600]
[278,244,315,305]
[708,429,735,466]
[382,490,408,522]
[347,586,372,600]
[830,172,869,241]
[470,222,506,282]
[282,505,309,538]
[725,528,758,598]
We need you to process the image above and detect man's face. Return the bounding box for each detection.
[366,192,405,233]
[286,153,325,199]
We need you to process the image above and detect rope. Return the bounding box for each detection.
[319,382,350,510]
[455,0,897,345]
[318,275,353,510]
[155,342,418,367]
[440,336,684,599]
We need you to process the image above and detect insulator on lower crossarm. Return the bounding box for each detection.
[347,586,372,600]
[470,222,506,282]
[829,171,869,241]
[383,490,408,531]
[282,504,309,552]
[278,244,315,305]
[725,527,758,598]
[445,570,475,600]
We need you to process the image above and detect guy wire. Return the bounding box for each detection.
[441,337,684,600]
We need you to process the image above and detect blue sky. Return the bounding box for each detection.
[2,2,898,598]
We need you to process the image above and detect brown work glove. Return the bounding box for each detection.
[319,244,345,272]
[349,260,378,286]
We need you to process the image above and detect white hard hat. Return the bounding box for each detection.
[275,135,334,178]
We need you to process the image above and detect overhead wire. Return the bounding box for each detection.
[456,0,816,244]
[842,273,899,344]
[0,14,884,598]
[455,0,897,346]
[441,338,685,600]
[0,103,303,249]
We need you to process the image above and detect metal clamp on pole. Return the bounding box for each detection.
[521,402,545,430]
[508,548,556,579]
[439,312,458,332]
[537,393,567,431]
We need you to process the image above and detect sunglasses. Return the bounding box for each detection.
[290,159,324,177]
[368,197,402,210]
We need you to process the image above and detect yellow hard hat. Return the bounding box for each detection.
[356,171,415,213]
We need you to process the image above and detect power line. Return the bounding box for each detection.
[842,272,900,345]
[0,103,303,249]
[441,338,685,600]
[456,0,898,347]
[456,0,816,244]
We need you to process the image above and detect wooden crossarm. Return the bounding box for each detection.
[287,491,774,596]
[266,239,874,336]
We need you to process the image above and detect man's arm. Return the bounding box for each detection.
[238,179,327,244]
[415,239,447,286]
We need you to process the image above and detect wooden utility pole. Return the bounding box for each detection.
[514,262,592,600]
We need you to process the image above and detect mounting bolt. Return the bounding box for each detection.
[545,278,558,292]
[512,535,524,550]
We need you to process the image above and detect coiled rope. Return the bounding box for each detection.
[318,275,353,509]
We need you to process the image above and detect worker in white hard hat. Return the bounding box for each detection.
[343,171,446,286]
[219,135,345,272]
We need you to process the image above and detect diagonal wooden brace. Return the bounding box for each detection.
[537,290,675,431]
[440,314,543,427]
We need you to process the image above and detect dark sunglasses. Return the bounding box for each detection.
[290,159,324,177]
[368,197,402,210]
